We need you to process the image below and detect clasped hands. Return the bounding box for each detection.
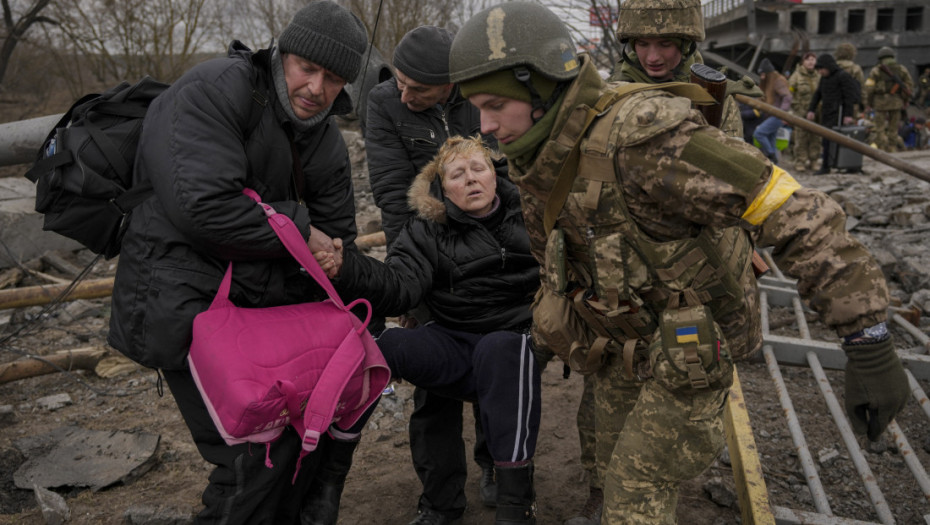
[308,225,343,279]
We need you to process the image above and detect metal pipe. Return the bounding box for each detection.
[0,114,62,167]
[907,369,930,420]
[807,352,896,524]
[886,420,930,502]
[733,93,930,183]
[762,345,833,515]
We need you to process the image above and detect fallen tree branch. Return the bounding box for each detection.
[0,346,109,385]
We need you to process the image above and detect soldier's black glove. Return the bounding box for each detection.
[842,332,908,441]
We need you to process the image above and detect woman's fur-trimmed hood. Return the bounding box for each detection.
[407,159,449,224]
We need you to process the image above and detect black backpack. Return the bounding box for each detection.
[24,42,269,259]
[24,77,169,258]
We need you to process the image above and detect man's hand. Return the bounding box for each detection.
[806,111,815,121]
[308,226,343,278]
[842,116,855,126]
[842,337,909,441]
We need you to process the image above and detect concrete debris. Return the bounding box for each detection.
[35,393,72,411]
[702,476,738,509]
[13,426,160,492]
[0,404,14,425]
[32,484,70,525]
[122,504,193,525]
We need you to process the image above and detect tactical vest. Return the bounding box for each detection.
[532,83,762,383]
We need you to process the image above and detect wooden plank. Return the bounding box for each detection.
[725,365,775,525]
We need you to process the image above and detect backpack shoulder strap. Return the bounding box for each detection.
[543,82,715,232]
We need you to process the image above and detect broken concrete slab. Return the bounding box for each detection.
[0,177,81,270]
[13,425,160,492]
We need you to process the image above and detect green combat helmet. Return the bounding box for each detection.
[449,1,579,84]
[616,0,706,44]
[449,2,580,118]
[878,46,895,60]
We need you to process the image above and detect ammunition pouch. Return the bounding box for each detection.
[649,300,734,396]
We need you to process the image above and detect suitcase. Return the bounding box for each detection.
[829,125,868,171]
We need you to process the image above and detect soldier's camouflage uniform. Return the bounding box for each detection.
[511,57,889,525]
[864,56,914,152]
[788,63,822,169]
[609,50,744,139]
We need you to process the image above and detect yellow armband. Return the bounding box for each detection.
[741,166,801,225]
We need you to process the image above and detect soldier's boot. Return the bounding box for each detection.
[301,438,359,525]
[495,462,536,524]
[563,486,603,525]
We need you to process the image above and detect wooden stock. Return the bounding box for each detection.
[689,63,728,129]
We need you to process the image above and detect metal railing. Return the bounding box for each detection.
[727,252,930,524]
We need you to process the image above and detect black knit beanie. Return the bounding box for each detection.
[278,1,368,83]
[758,58,775,74]
[392,26,455,85]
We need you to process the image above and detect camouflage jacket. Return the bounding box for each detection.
[609,50,744,139]
[512,57,889,348]
[864,60,914,110]
[788,65,820,116]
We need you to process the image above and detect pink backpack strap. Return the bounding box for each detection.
[241,188,375,481]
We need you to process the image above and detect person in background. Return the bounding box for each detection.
[108,2,371,524]
[863,46,914,152]
[448,3,909,523]
[806,53,860,174]
[364,25,498,525]
[323,135,543,524]
[788,52,821,172]
[752,58,792,164]
[834,42,865,115]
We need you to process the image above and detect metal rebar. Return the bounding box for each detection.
[807,352,896,524]
[886,420,930,501]
[890,312,930,355]
[762,344,833,514]
[907,369,930,420]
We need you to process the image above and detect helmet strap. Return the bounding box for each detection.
[513,67,566,124]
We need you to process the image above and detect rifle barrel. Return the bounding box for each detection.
[733,94,930,183]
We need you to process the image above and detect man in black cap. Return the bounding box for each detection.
[364,25,500,525]
[108,2,371,524]
[806,53,860,174]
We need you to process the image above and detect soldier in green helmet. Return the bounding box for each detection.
[610,0,755,139]
[864,46,914,152]
[449,3,910,524]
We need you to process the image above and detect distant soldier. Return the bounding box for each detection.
[917,67,930,108]
[863,46,914,152]
[788,52,821,171]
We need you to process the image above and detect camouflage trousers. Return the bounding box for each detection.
[594,354,729,525]
[791,122,821,167]
[871,109,902,152]
[578,373,599,489]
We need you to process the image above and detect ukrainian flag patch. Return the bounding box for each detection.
[676,326,699,344]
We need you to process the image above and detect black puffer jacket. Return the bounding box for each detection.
[809,55,860,127]
[338,174,539,333]
[108,43,359,370]
[364,79,484,247]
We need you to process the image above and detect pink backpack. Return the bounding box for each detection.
[188,189,390,479]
